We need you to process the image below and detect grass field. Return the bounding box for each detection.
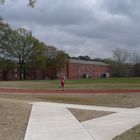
[0,77,140,90]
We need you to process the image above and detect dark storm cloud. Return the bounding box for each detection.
[0,0,140,58]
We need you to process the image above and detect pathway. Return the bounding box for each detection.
[24,102,140,140]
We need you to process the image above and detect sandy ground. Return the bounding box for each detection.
[0,99,32,140]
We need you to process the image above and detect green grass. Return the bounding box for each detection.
[67,77,140,83]
[0,77,140,90]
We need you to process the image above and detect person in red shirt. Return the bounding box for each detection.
[60,76,65,90]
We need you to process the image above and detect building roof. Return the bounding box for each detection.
[69,59,110,66]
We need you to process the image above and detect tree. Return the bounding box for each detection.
[129,53,140,76]
[28,41,46,69]
[0,18,13,69]
[0,28,45,79]
[113,48,129,64]
[113,48,129,77]
[130,53,140,76]
[45,46,58,59]
[28,0,37,8]
[55,50,69,73]
[0,18,11,48]
[45,46,58,78]
[24,41,47,80]
[0,0,37,7]
[133,63,140,77]
[130,53,140,64]
[45,45,69,79]
[78,55,91,60]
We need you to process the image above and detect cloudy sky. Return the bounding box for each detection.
[0,0,140,58]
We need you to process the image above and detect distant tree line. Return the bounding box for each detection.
[111,48,140,77]
[0,17,69,80]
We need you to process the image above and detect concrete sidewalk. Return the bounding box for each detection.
[82,111,140,140]
[24,102,140,140]
[24,103,94,140]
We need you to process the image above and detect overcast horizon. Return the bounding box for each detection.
[0,0,140,59]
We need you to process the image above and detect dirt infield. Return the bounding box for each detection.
[0,88,140,94]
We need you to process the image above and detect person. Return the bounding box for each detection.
[60,76,65,90]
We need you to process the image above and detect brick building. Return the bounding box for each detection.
[62,59,112,79]
[0,59,112,80]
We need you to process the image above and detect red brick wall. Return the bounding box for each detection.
[67,61,112,79]
[0,60,112,80]
[46,68,57,79]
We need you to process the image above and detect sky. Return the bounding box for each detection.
[0,0,140,59]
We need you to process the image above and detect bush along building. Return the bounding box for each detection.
[0,59,112,80]
[0,66,47,80]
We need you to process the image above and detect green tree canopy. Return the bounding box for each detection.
[0,18,11,49]
[0,18,69,80]
[45,45,69,78]
[0,27,45,79]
